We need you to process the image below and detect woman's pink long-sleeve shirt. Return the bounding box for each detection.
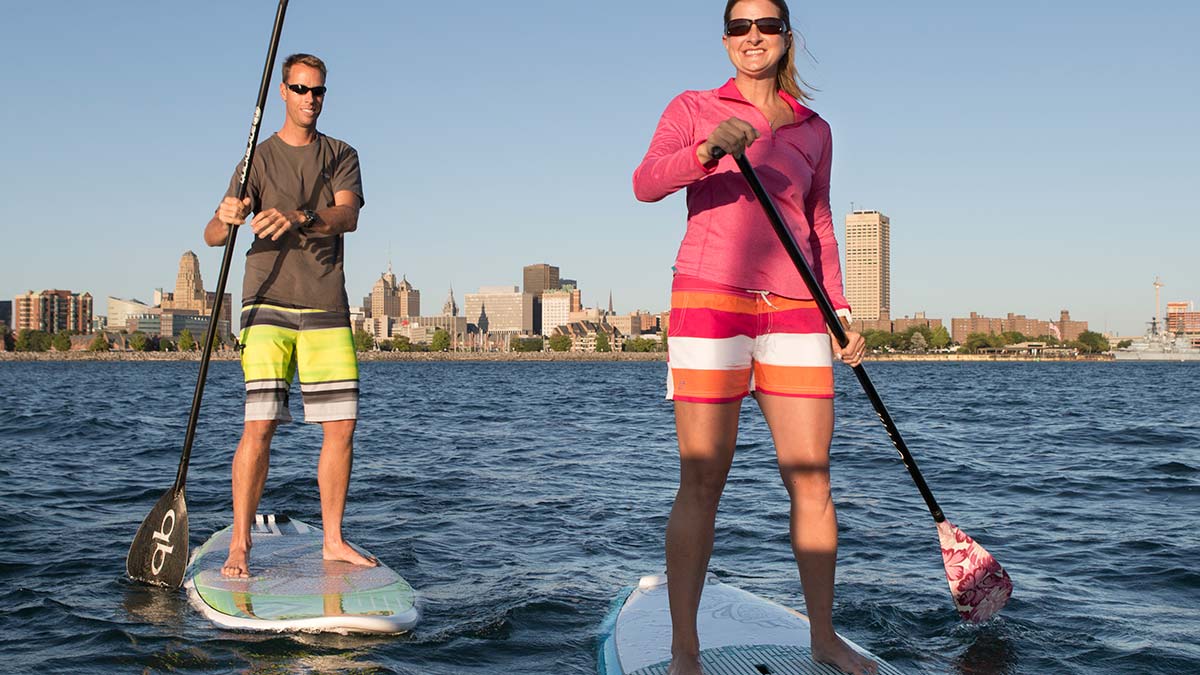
[633,79,850,313]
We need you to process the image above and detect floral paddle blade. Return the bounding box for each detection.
[937,520,1013,622]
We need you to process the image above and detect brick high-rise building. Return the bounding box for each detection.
[951,310,1088,343]
[844,210,890,322]
[13,290,93,334]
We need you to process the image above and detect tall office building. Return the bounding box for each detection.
[465,285,534,335]
[844,210,890,321]
[524,264,560,335]
[541,289,572,336]
[158,251,232,337]
[368,265,420,319]
[523,264,560,297]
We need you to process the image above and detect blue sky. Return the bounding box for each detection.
[2,1,1196,336]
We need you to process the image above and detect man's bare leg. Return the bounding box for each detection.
[666,400,740,675]
[222,420,278,577]
[758,394,877,675]
[317,418,376,566]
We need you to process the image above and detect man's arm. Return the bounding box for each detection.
[205,196,253,247]
[248,189,361,241]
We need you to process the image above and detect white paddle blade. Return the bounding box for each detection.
[937,520,1012,622]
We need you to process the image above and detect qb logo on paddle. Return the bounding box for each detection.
[150,508,177,576]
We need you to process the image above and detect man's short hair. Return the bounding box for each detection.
[282,53,327,82]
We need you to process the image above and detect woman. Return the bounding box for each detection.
[632,2,875,674]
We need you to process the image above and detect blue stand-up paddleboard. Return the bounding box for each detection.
[184,514,419,633]
[598,574,904,674]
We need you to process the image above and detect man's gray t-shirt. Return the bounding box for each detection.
[224,133,364,312]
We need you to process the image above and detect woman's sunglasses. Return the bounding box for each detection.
[286,83,327,97]
[724,17,788,37]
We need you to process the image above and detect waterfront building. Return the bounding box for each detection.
[950,310,1087,344]
[1167,301,1200,335]
[107,297,156,331]
[844,210,891,322]
[552,320,626,352]
[13,289,93,334]
[366,265,420,319]
[523,264,560,297]
[158,251,232,338]
[0,300,10,330]
[852,312,945,335]
[560,279,583,312]
[465,286,535,335]
[126,312,164,335]
[569,307,603,323]
[607,312,643,338]
[391,315,469,346]
[523,263,560,335]
[892,312,944,334]
[541,289,572,336]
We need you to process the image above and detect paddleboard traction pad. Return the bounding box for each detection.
[184,514,418,633]
[599,574,904,675]
[629,644,905,675]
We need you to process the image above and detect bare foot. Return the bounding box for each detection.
[222,547,251,578]
[811,631,878,675]
[323,539,378,567]
[667,655,704,675]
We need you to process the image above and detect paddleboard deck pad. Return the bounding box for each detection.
[184,514,418,633]
[598,574,904,675]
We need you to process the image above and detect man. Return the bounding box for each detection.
[204,53,374,577]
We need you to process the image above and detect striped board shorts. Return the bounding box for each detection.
[239,303,359,423]
[666,275,834,403]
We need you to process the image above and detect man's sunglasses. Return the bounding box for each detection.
[286,83,327,97]
[724,17,788,37]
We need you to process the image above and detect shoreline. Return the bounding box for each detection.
[0,351,1120,363]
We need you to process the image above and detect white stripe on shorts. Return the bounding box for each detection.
[667,335,755,370]
[753,333,833,367]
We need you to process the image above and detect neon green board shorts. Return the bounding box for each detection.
[239,303,359,423]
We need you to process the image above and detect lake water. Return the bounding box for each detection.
[1,360,1197,674]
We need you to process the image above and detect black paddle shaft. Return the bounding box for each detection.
[711,146,945,523]
[174,0,289,492]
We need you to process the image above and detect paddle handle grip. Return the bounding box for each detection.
[175,0,290,491]
[713,143,946,523]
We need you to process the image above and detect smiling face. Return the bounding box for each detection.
[723,0,791,80]
[280,63,325,129]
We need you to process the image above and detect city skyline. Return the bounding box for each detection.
[8,252,1198,341]
[2,3,1197,336]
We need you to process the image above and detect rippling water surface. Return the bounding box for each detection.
[1,361,1197,674]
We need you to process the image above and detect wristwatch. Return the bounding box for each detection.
[300,209,318,230]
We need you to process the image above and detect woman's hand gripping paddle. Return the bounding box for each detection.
[710,145,1013,621]
[125,0,290,589]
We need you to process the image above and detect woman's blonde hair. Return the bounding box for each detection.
[724,0,814,103]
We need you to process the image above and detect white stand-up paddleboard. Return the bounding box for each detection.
[184,514,419,633]
[598,574,904,675]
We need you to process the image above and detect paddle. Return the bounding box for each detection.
[710,145,1012,622]
[126,0,290,588]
